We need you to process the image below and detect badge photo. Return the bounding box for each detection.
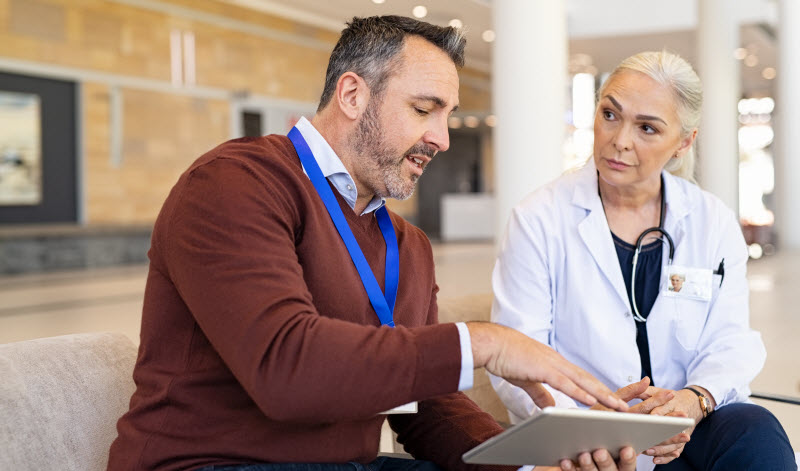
[662,265,713,301]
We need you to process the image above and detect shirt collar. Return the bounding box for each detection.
[294,117,385,215]
[571,158,692,224]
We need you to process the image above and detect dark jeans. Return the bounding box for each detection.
[196,456,443,471]
[656,403,796,471]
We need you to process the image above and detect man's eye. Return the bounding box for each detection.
[415,108,429,116]
[603,110,615,120]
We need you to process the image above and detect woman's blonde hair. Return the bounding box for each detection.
[598,50,703,183]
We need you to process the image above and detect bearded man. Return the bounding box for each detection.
[107,15,629,471]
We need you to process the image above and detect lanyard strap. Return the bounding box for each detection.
[288,127,398,327]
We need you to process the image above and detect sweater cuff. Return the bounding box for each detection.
[411,323,464,398]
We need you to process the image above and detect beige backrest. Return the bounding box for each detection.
[437,294,509,425]
[0,332,137,471]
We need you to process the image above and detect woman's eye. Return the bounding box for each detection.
[641,124,656,134]
[602,110,615,120]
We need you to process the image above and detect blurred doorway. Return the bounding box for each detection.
[416,130,482,239]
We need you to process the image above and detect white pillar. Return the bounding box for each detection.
[492,0,567,239]
[697,0,740,214]
[776,0,800,249]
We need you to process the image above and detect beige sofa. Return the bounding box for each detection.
[0,295,503,469]
[0,332,137,471]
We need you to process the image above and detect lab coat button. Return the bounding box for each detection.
[628,376,634,382]
[624,312,631,318]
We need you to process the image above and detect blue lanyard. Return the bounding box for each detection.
[288,127,399,327]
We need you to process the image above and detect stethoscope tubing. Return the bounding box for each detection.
[629,174,676,323]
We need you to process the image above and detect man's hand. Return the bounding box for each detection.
[561,446,637,471]
[533,447,636,471]
[467,322,628,411]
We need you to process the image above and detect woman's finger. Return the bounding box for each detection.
[522,381,556,409]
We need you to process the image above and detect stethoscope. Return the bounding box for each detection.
[629,174,675,322]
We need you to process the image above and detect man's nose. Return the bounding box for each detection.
[423,117,450,153]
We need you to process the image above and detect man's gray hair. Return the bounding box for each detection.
[317,15,466,112]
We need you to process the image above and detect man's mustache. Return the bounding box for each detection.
[405,143,436,159]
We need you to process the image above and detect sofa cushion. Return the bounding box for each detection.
[0,332,137,471]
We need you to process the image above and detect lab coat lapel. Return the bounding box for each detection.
[662,171,690,259]
[572,162,631,309]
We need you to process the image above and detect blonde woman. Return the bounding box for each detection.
[491,51,795,471]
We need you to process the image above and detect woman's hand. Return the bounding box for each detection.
[641,420,691,466]
[647,387,706,423]
[638,386,702,465]
[590,377,674,414]
[592,379,690,466]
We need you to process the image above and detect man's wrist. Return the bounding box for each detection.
[465,321,500,370]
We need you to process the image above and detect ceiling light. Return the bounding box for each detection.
[485,115,497,127]
[448,116,462,129]
[448,19,463,28]
[570,53,593,67]
[372,0,385,3]
[734,48,748,60]
[744,55,759,67]
[762,67,776,80]
[464,116,480,128]
[412,5,427,18]
[482,30,495,42]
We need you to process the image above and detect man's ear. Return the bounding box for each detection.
[335,72,370,121]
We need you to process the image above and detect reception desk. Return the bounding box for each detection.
[440,193,495,242]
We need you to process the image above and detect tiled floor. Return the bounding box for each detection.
[1,243,798,451]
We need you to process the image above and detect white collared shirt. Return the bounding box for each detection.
[294,117,385,215]
[293,117,473,392]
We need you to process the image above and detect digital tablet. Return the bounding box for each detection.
[462,407,694,467]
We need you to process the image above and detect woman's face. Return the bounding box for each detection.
[593,71,695,192]
[670,275,684,291]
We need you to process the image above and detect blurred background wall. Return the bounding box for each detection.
[2,0,790,274]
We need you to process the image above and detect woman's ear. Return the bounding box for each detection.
[334,72,370,121]
[676,128,698,158]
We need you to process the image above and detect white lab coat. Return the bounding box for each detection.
[490,160,766,470]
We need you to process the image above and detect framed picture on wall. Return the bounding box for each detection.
[0,71,77,224]
[0,90,42,206]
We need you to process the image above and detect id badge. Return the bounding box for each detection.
[662,265,712,301]
[380,401,418,414]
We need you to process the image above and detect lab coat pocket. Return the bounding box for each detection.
[671,297,709,351]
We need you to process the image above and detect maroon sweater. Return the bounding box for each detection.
[107,135,507,471]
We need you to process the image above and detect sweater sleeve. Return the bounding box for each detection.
[160,157,462,423]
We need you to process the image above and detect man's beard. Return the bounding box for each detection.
[350,100,435,201]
